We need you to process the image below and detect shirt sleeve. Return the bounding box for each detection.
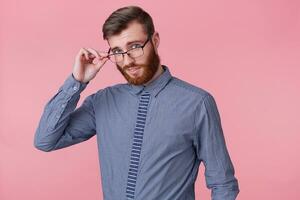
[34,73,96,152]
[193,93,240,200]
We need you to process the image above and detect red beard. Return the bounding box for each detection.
[116,45,160,85]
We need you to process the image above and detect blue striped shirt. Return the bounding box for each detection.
[34,65,239,200]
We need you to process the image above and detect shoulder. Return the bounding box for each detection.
[92,82,129,98]
[168,76,212,102]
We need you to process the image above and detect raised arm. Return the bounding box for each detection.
[34,74,96,152]
[34,47,109,152]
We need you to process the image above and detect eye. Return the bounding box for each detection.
[112,49,123,54]
[131,44,142,49]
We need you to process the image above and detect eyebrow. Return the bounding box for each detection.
[110,40,145,52]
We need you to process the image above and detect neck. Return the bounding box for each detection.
[144,64,164,86]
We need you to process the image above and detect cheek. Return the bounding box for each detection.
[135,55,150,66]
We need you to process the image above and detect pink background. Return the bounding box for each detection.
[1,0,300,199]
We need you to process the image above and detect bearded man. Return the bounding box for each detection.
[34,5,239,200]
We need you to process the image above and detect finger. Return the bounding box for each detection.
[95,58,108,71]
[98,51,110,60]
[81,48,90,60]
[87,48,100,59]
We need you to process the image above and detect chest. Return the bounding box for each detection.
[95,94,197,156]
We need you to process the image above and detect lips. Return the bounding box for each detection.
[127,66,141,74]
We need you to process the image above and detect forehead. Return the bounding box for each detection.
[107,21,148,50]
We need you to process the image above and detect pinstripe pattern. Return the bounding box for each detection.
[125,91,151,200]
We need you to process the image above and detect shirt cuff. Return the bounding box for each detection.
[61,73,89,96]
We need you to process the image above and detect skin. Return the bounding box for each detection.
[72,21,164,85]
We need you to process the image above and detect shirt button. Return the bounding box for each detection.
[55,115,59,118]
[73,86,78,91]
[61,104,66,108]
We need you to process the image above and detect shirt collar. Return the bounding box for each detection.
[128,65,172,98]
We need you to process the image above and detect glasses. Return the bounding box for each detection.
[107,36,151,63]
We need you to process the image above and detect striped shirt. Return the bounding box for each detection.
[34,65,239,200]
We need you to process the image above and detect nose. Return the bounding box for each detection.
[122,53,134,66]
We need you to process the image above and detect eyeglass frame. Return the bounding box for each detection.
[106,35,152,63]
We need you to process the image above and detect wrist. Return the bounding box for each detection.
[72,73,89,84]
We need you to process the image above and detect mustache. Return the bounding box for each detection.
[123,64,144,71]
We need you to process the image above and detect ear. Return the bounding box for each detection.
[151,31,160,52]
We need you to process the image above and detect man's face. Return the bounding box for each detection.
[107,21,160,85]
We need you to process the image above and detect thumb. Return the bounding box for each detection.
[95,57,109,71]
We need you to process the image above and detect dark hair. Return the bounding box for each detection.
[102,6,155,40]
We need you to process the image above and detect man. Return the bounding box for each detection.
[34,6,239,200]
